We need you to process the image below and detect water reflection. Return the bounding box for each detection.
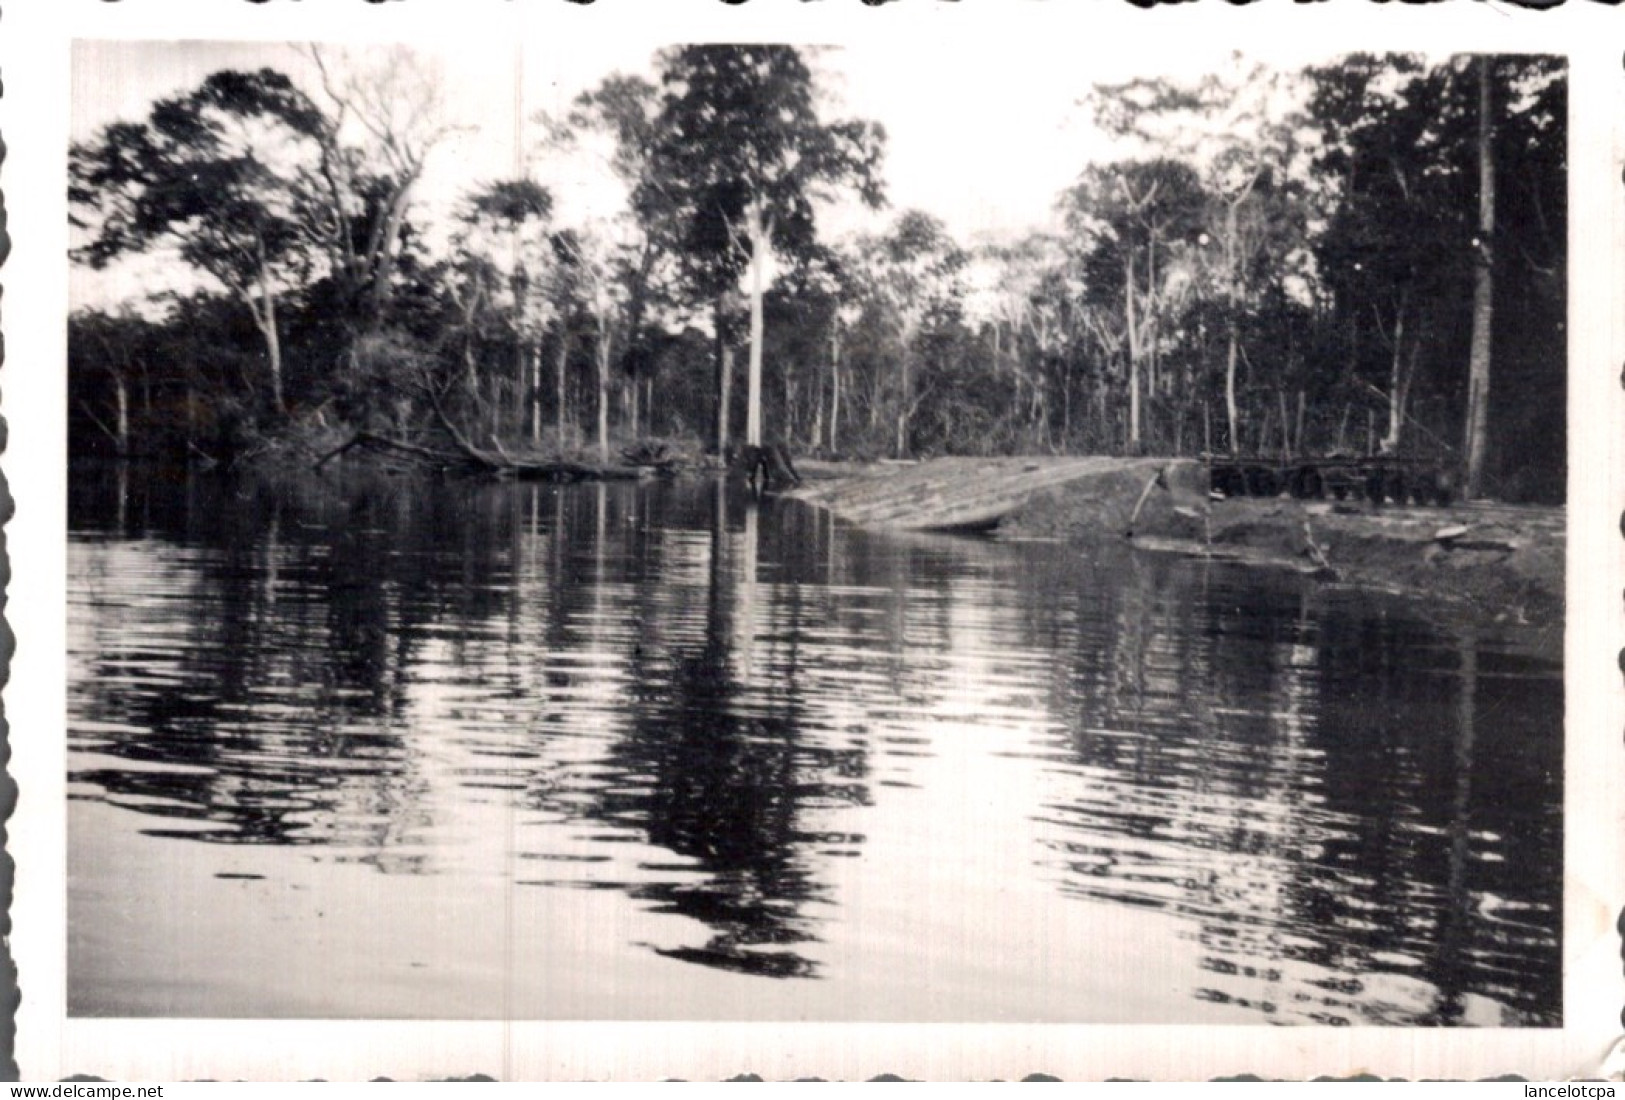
[1012,554,1561,1025]
[543,482,867,978]
[67,466,1561,1022]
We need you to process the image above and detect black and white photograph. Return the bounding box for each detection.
[7,0,1623,1082]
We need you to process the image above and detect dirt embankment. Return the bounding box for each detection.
[1003,474,1564,653]
[795,457,1563,650]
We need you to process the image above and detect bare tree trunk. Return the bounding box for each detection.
[1382,305,1408,454]
[114,372,130,455]
[367,181,419,322]
[1097,382,1108,451]
[246,261,285,415]
[1464,56,1496,498]
[1225,322,1240,456]
[1005,326,1022,432]
[1125,252,1141,451]
[596,319,611,466]
[895,340,911,458]
[745,200,769,448]
[529,344,543,448]
[1221,195,1248,457]
[714,294,733,455]
[464,340,480,402]
[783,367,795,448]
[556,327,570,449]
[811,359,825,454]
[513,341,527,443]
[829,322,842,453]
[1146,236,1159,401]
[1295,390,1306,457]
[263,294,285,415]
[1062,368,1072,449]
[489,375,500,446]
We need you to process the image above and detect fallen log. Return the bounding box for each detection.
[423,392,651,480]
[315,430,464,470]
[314,428,649,482]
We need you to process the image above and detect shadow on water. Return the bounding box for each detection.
[66,463,1562,1021]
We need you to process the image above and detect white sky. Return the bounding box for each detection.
[70,38,1099,241]
[67,35,1436,311]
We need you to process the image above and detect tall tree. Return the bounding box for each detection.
[649,45,886,448]
[1063,159,1206,451]
[1306,54,1464,456]
[455,178,556,444]
[1462,56,1495,499]
[69,308,152,455]
[70,69,329,413]
[1484,56,1565,500]
[855,211,968,457]
[1085,61,1312,455]
[554,222,638,464]
[565,73,684,433]
[305,46,458,326]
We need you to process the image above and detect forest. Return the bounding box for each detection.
[67,47,1567,503]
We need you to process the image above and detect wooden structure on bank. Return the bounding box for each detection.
[790,455,1190,533]
[1206,454,1455,506]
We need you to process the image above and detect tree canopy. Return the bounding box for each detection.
[68,48,1566,503]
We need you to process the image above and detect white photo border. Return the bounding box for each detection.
[7,0,1621,1081]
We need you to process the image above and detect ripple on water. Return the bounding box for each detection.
[66,474,1562,1024]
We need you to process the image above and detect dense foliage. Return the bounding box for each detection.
[69,49,1565,502]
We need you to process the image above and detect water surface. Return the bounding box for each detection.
[67,467,1562,1023]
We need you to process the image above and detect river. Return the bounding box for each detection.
[66,465,1562,1024]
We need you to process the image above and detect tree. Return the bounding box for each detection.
[1482,56,1565,500]
[305,46,459,327]
[650,45,886,449]
[1084,61,1313,455]
[1463,56,1495,499]
[69,308,151,455]
[971,232,1087,451]
[1306,55,1466,456]
[788,244,863,454]
[554,223,638,464]
[1063,159,1207,451]
[564,73,685,441]
[455,178,557,444]
[854,211,968,457]
[70,69,329,414]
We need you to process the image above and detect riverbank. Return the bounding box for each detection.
[796,455,1566,655]
[243,434,1567,652]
